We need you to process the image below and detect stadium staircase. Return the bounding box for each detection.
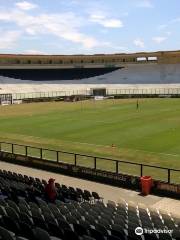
[0,169,179,240]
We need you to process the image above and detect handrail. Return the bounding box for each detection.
[0,141,179,184]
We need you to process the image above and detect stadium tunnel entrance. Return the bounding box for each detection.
[92,88,106,96]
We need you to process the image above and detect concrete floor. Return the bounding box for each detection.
[0,160,180,217]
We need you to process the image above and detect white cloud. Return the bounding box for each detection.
[90,13,123,28]
[136,0,153,8]
[133,38,145,48]
[15,1,38,11]
[0,10,100,49]
[152,36,167,44]
[0,31,21,49]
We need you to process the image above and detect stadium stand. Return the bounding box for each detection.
[0,169,179,240]
[0,63,180,96]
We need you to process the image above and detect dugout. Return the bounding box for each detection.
[91,88,106,96]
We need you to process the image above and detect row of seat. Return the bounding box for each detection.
[0,169,102,204]
[0,195,179,239]
[0,168,179,240]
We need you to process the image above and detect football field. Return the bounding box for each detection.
[0,98,179,183]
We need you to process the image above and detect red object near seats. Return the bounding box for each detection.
[140,176,153,196]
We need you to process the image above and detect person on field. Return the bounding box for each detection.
[136,99,139,110]
[44,178,57,203]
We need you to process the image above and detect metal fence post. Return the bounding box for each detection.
[12,143,14,154]
[94,157,97,170]
[168,169,171,184]
[74,154,77,166]
[57,151,59,163]
[116,161,119,174]
[40,148,43,159]
[25,146,28,156]
[140,164,143,177]
[0,142,1,151]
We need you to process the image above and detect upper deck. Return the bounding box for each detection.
[0,50,180,69]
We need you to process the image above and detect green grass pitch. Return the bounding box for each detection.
[0,98,179,183]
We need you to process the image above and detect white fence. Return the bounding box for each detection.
[107,88,180,95]
[11,87,180,100]
[12,90,91,100]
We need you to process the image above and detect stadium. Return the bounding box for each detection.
[0,0,180,240]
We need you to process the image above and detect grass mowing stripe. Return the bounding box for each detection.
[0,98,179,183]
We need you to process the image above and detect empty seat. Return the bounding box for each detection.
[2,215,21,235]
[92,192,103,202]
[33,227,61,240]
[81,235,96,240]
[111,225,126,240]
[5,206,19,221]
[18,221,35,240]
[89,227,106,240]
[73,223,88,236]
[63,228,79,240]
[0,226,15,240]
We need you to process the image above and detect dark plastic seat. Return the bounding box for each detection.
[158,233,172,240]
[89,228,105,240]
[0,226,15,240]
[107,235,122,240]
[7,200,20,213]
[92,192,103,202]
[111,227,126,240]
[63,228,79,240]
[19,203,30,216]
[33,227,51,240]
[19,221,35,240]
[66,214,78,224]
[2,215,21,235]
[0,206,6,216]
[70,210,82,220]
[32,216,49,231]
[43,212,58,226]
[57,218,71,230]
[5,206,19,221]
[73,223,88,236]
[144,233,158,240]
[19,212,34,226]
[95,223,109,236]
[0,199,7,207]
[48,222,64,239]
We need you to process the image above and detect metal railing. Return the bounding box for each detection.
[0,141,179,184]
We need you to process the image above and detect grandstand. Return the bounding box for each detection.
[0,51,180,102]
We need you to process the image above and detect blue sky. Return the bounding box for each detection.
[0,0,180,54]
